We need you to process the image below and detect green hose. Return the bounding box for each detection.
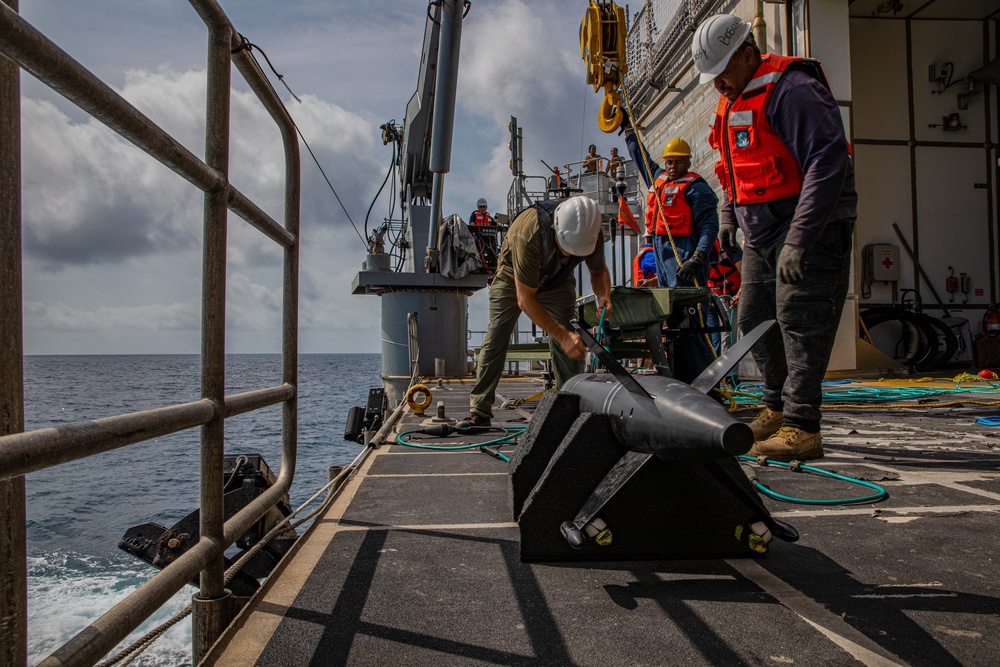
[733,378,1000,407]
[738,455,887,505]
[396,425,527,462]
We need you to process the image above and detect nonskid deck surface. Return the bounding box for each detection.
[210,375,1000,666]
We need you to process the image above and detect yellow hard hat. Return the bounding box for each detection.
[662,137,691,158]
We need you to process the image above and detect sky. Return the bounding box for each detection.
[14,0,626,354]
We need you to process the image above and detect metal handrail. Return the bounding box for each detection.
[0,1,301,665]
[505,160,643,223]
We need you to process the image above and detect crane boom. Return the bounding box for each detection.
[399,0,464,271]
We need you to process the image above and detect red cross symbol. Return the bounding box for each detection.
[882,257,893,270]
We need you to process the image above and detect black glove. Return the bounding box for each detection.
[618,112,633,136]
[677,250,707,282]
[777,244,806,284]
[718,223,739,254]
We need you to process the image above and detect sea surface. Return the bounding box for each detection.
[23,353,381,666]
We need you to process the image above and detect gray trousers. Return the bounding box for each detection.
[470,277,581,418]
[738,222,854,428]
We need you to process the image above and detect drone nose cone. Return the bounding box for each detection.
[721,422,754,456]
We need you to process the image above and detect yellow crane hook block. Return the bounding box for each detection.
[598,84,622,133]
[580,1,627,133]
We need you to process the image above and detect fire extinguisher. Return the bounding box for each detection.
[984,303,1000,336]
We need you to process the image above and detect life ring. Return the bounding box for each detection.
[405,384,433,415]
[598,83,623,133]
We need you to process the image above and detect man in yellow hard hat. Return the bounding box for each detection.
[623,133,719,289]
[623,128,719,379]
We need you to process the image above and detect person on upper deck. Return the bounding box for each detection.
[582,144,603,173]
[548,166,570,195]
[605,147,625,178]
[458,196,612,429]
[693,13,857,462]
[470,198,494,226]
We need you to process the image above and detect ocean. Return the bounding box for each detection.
[23,353,382,666]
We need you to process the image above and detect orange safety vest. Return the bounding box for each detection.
[708,54,830,205]
[633,246,655,283]
[708,241,741,296]
[645,173,701,237]
[471,210,493,226]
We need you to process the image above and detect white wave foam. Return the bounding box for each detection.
[28,550,192,667]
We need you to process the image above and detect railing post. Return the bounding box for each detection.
[194,16,234,663]
[0,2,27,665]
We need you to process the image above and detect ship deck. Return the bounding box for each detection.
[207,373,1000,667]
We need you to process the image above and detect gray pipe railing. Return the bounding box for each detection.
[0,4,294,249]
[0,1,27,664]
[0,385,295,481]
[0,0,302,664]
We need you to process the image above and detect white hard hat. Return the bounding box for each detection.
[477,197,488,207]
[691,14,752,85]
[553,196,602,256]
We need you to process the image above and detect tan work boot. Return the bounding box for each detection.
[748,407,783,441]
[749,426,823,462]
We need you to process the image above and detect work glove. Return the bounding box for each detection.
[718,223,739,255]
[677,250,707,282]
[618,112,632,136]
[777,244,807,284]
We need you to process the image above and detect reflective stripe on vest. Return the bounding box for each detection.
[471,210,493,226]
[708,55,829,205]
[645,173,701,237]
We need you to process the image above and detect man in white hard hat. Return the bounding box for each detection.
[468,197,498,270]
[459,195,612,428]
[470,197,493,226]
[693,14,857,461]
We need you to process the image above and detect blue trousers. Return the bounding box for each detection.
[652,234,715,382]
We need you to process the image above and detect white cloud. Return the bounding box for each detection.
[21,95,201,269]
[24,299,200,334]
[18,0,616,354]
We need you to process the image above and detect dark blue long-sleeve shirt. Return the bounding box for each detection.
[624,132,719,255]
[720,69,858,250]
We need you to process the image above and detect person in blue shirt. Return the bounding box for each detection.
[633,234,658,287]
[623,133,719,289]
[623,129,720,380]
